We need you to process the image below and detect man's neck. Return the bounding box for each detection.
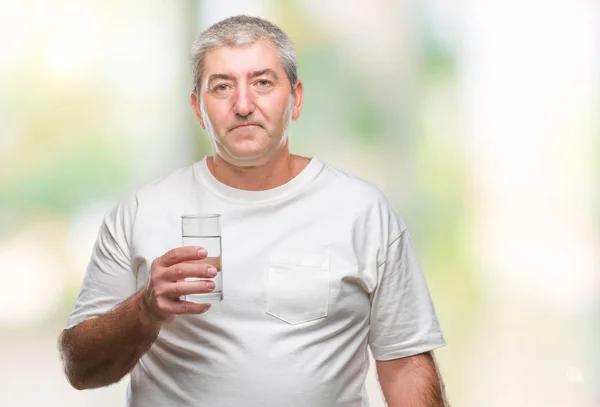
[207,150,311,191]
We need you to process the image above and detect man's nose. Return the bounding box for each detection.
[232,86,256,117]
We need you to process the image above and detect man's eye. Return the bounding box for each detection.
[213,84,231,93]
[255,80,273,88]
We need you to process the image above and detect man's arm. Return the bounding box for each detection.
[59,290,162,390]
[58,247,216,390]
[376,351,448,407]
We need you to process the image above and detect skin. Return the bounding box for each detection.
[59,38,448,406]
[377,352,449,407]
[189,40,310,190]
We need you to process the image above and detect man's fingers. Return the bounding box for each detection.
[163,262,218,281]
[158,297,211,315]
[176,301,212,315]
[168,280,216,297]
[185,258,221,269]
[157,247,208,267]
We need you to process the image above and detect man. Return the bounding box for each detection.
[59,15,448,407]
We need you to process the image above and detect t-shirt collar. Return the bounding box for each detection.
[194,155,323,204]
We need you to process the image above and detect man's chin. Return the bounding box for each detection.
[217,147,278,168]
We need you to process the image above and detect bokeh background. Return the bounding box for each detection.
[1,0,598,406]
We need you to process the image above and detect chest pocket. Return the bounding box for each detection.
[266,252,330,325]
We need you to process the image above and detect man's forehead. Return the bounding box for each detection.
[203,41,282,76]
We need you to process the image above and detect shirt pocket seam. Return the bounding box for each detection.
[266,253,330,325]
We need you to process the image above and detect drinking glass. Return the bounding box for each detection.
[181,214,223,302]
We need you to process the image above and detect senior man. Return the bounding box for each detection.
[59,15,448,407]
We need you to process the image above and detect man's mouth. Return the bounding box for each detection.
[232,124,259,130]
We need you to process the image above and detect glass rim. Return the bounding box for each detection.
[181,213,221,219]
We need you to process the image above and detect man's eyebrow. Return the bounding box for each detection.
[249,69,278,79]
[206,73,234,85]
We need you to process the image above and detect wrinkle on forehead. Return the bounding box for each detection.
[201,40,283,88]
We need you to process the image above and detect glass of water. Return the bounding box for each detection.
[181,214,223,303]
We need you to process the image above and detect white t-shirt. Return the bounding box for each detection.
[66,156,446,407]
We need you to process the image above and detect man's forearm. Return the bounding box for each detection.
[59,290,161,390]
[376,351,448,407]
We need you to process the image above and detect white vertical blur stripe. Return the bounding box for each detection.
[460,1,599,406]
[461,0,599,312]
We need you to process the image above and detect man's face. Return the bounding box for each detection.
[191,40,303,167]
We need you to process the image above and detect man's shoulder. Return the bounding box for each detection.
[316,159,407,241]
[317,159,391,204]
[111,162,198,212]
[134,163,197,197]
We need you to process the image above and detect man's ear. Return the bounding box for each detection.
[190,92,206,129]
[291,80,304,121]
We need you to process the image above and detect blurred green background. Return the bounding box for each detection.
[0,1,598,406]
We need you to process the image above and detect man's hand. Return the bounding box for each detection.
[59,246,219,390]
[376,351,448,407]
[142,246,218,323]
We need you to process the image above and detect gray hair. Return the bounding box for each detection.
[191,15,298,94]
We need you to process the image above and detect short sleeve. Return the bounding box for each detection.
[64,195,139,329]
[368,229,446,360]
